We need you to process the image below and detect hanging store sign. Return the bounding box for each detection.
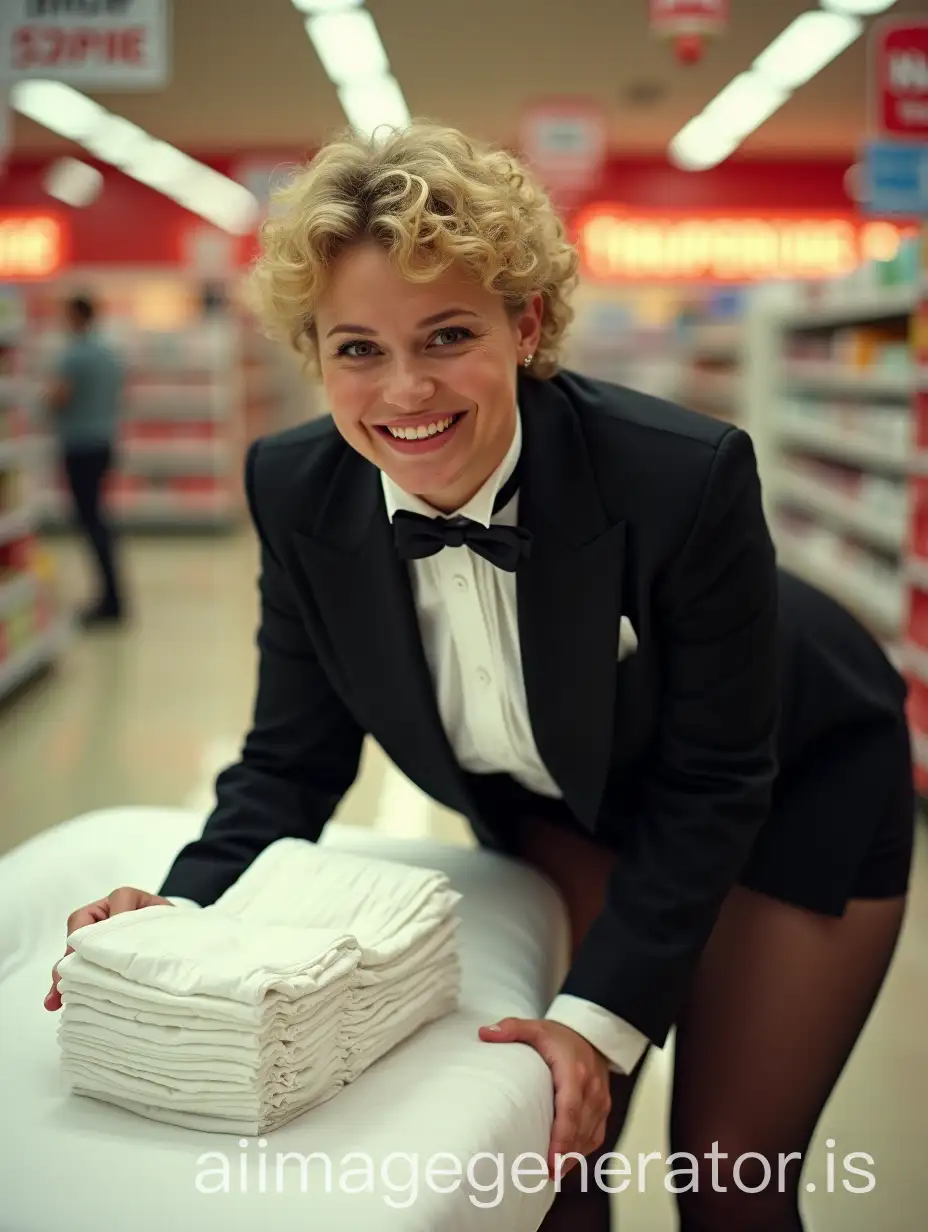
[574,207,914,283]
[0,212,67,279]
[1,0,170,88]
[519,99,607,209]
[649,0,728,63]
[870,18,928,141]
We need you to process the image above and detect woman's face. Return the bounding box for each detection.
[314,243,543,512]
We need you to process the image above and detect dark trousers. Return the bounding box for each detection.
[63,443,123,614]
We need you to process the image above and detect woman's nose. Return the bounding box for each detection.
[382,363,436,408]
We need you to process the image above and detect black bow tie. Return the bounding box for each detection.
[392,461,532,572]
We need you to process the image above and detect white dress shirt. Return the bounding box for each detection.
[379,408,649,1076]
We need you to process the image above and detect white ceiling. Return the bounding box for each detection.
[8,0,909,160]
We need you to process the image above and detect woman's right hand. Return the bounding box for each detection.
[44,887,173,1011]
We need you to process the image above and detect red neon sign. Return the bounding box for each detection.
[573,207,913,283]
[0,212,67,280]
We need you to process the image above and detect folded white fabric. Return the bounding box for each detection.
[57,839,462,1134]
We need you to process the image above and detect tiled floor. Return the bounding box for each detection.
[2,531,926,1229]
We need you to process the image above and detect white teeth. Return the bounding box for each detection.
[387,415,457,441]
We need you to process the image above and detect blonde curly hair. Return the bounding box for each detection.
[245,122,579,379]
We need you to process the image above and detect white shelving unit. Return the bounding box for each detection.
[0,289,68,706]
[744,272,922,665]
[742,240,927,785]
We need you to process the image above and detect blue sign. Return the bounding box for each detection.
[862,141,928,217]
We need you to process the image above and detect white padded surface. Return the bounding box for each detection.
[0,808,571,1231]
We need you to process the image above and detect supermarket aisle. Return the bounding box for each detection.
[1,531,926,1230]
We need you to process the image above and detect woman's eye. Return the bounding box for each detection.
[431,327,473,347]
[338,340,378,358]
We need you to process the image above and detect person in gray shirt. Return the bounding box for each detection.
[48,295,126,625]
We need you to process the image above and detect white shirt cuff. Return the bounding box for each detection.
[545,994,649,1075]
[165,896,202,908]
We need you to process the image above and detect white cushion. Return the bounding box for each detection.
[0,807,570,1231]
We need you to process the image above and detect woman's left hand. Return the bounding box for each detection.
[478,1018,611,1176]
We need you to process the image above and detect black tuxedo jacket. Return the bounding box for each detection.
[159,368,780,1048]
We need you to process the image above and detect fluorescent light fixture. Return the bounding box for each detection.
[668,115,740,171]
[169,165,261,235]
[338,73,411,137]
[821,0,897,14]
[82,113,149,167]
[292,0,362,11]
[753,10,862,90]
[11,79,104,142]
[701,71,790,140]
[121,139,200,193]
[306,9,389,84]
[44,157,103,207]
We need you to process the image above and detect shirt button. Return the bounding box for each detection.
[453,575,468,591]
[476,667,491,685]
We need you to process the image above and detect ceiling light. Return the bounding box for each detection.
[753,10,862,90]
[821,0,898,14]
[291,0,362,11]
[338,74,411,138]
[306,9,389,84]
[701,71,790,140]
[124,139,200,191]
[82,114,149,167]
[43,158,103,207]
[169,166,261,235]
[11,79,104,142]
[668,115,740,171]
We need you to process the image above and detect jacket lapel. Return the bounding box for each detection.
[290,446,473,815]
[516,374,627,829]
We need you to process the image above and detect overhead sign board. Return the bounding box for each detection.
[574,208,916,283]
[0,0,170,89]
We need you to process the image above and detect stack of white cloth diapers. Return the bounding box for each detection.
[55,838,462,1134]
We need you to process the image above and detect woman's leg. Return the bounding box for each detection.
[509,812,647,1231]
[668,884,907,1232]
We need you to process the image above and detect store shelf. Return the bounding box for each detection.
[0,376,23,402]
[0,437,29,470]
[784,361,913,399]
[0,572,37,619]
[683,322,742,360]
[777,536,904,639]
[0,618,70,704]
[903,642,928,689]
[772,469,907,554]
[774,418,928,473]
[40,489,237,528]
[912,730,928,780]
[781,283,918,330]
[120,441,233,475]
[0,506,35,546]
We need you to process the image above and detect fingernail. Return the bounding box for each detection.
[483,1024,501,1032]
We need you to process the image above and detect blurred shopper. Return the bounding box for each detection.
[45,127,914,1232]
[48,295,127,626]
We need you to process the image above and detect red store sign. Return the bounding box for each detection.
[872,18,928,140]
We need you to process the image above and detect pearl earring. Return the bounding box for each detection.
[523,354,534,368]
